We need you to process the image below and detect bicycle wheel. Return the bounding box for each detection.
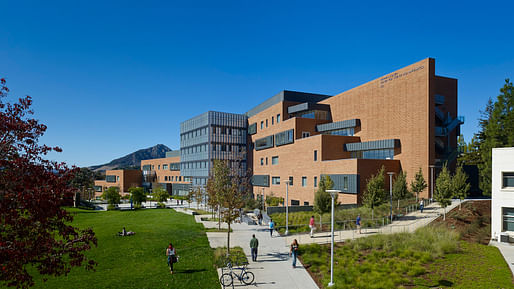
[241,271,254,285]
[220,273,233,287]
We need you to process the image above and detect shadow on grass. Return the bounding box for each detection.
[175,269,207,273]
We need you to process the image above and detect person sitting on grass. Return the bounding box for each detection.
[118,227,135,236]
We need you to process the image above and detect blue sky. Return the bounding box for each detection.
[2,1,513,167]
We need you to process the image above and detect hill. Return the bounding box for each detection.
[89,144,172,171]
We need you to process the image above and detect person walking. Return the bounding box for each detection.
[250,234,259,262]
[269,218,275,237]
[420,198,424,213]
[356,214,361,234]
[309,216,315,238]
[166,243,176,274]
[257,211,263,225]
[290,239,299,268]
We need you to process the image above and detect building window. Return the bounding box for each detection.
[304,201,309,206]
[152,165,155,170]
[272,177,280,185]
[163,164,168,170]
[116,176,120,181]
[503,207,514,231]
[261,121,264,129]
[266,157,268,165]
[266,119,268,127]
[314,150,318,161]
[302,177,307,187]
[289,176,294,186]
[314,176,317,187]
[272,156,278,165]
[271,116,274,125]
[291,200,300,206]
[343,176,349,190]
[277,114,281,123]
[503,172,514,188]
[302,131,310,138]
[260,158,264,166]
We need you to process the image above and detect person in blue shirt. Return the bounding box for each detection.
[269,219,275,237]
[356,214,361,234]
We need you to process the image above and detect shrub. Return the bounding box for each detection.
[213,246,247,268]
[107,204,116,210]
[157,202,166,208]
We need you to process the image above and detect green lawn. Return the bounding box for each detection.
[299,227,512,289]
[29,208,219,289]
[413,241,512,288]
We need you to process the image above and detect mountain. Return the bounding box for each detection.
[89,144,172,171]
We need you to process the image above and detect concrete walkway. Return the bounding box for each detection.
[180,200,461,289]
[284,200,461,246]
[205,221,319,289]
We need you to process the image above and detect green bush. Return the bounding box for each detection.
[300,226,460,288]
[107,204,116,210]
[213,246,247,268]
[157,202,166,208]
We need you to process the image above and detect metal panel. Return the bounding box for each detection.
[252,175,270,187]
[255,135,274,151]
[245,90,332,117]
[248,123,257,135]
[165,151,180,158]
[287,102,310,114]
[171,183,192,196]
[322,174,359,194]
[275,129,294,146]
[317,119,360,132]
[345,139,400,152]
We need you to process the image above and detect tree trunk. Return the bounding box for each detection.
[459,199,462,210]
[372,208,374,221]
[416,192,418,203]
[443,207,446,221]
[397,199,400,210]
[319,214,322,231]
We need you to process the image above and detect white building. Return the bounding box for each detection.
[492,147,514,241]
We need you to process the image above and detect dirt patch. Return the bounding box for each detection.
[430,200,491,244]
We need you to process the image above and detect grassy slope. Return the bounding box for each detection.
[30,209,219,289]
[413,241,512,288]
[300,227,512,289]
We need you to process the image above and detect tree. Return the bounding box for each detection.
[208,159,249,255]
[129,187,146,207]
[313,175,334,228]
[435,164,452,220]
[69,167,97,200]
[392,171,410,210]
[153,187,169,203]
[478,80,514,195]
[0,78,97,288]
[102,187,121,206]
[362,166,386,220]
[452,165,470,210]
[410,168,427,202]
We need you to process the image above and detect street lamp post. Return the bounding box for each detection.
[284,180,290,236]
[326,189,341,287]
[387,172,395,223]
[429,165,435,200]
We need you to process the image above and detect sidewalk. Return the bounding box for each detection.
[204,220,318,289]
[284,200,461,246]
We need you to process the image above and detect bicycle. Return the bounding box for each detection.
[219,260,254,287]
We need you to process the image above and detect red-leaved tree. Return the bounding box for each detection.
[0,78,97,288]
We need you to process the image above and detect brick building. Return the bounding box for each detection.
[247,58,462,205]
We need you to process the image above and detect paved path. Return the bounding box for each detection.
[205,221,319,289]
[178,200,461,289]
[284,200,461,246]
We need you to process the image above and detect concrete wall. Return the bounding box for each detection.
[492,147,514,240]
